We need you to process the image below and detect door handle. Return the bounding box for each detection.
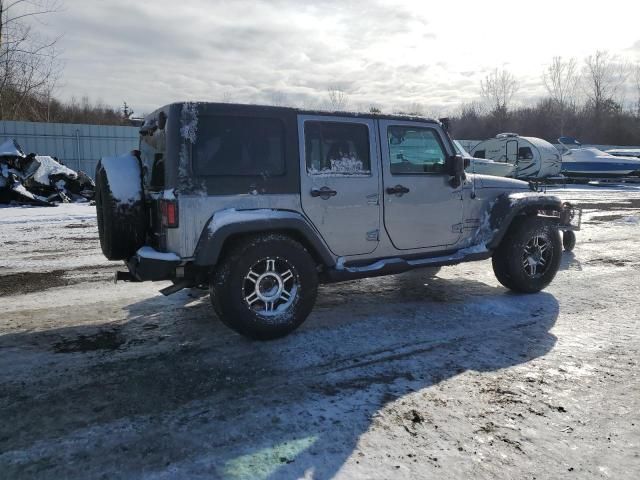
[386,185,410,196]
[311,187,338,199]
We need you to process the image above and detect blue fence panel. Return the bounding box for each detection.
[0,120,139,178]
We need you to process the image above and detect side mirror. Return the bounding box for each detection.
[445,155,466,188]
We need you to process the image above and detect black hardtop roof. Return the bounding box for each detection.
[148,101,441,125]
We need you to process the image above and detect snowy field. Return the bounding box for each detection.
[1,186,639,479]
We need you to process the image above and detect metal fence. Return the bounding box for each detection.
[2,121,639,180]
[0,120,139,177]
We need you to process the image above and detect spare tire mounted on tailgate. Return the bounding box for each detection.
[95,152,147,260]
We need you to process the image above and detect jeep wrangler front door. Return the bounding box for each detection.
[298,116,380,256]
[379,120,463,250]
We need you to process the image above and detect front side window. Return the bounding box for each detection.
[387,126,446,174]
[304,121,371,176]
[193,116,285,176]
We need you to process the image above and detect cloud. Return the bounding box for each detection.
[36,0,640,115]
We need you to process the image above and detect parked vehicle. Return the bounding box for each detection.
[453,140,516,177]
[95,102,579,340]
[559,137,640,178]
[605,148,640,159]
[470,133,562,179]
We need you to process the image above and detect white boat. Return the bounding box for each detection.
[469,133,562,179]
[453,140,516,177]
[605,148,640,159]
[559,137,640,178]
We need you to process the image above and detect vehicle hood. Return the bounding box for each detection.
[475,174,530,190]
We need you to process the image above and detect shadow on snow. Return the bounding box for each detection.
[0,270,559,479]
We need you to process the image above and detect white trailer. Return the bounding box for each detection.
[470,133,562,179]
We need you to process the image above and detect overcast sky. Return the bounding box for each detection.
[37,0,640,116]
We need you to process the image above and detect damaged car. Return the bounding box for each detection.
[0,139,95,206]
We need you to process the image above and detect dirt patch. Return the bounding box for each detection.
[0,265,117,296]
[0,270,69,296]
[588,214,625,222]
[586,257,632,267]
[73,264,118,273]
[69,236,99,242]
[64,223,95,229]
[53,329,124,353]
[572,198,640,211]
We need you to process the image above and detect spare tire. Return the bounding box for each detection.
[95,152,147,260]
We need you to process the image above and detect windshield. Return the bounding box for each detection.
[453,140,471,158]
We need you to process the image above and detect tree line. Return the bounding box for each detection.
[1,1,639,142]
[450,54,640,145]
[0,0,134,125]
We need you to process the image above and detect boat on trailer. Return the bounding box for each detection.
[605,148,640,159]
[559,137,640,178]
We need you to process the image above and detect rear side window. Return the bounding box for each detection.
[193,116,285,176]
[140,128,166,189]
[304,121,371,175]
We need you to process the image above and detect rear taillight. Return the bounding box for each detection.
[161,199,179,228]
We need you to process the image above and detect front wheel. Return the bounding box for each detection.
[492,217,562,293]
[563,230,576,251]
[210,234,319,340]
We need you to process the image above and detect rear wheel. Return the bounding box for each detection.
[210,234,319,340]
[492,217,562,293]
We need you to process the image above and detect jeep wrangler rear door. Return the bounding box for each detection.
[379,120,463,250]
[298,116,380,256]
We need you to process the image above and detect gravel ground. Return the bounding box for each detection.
[0,186,639,479]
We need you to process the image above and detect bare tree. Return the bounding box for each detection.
[480,68,519,113]
[405,102,424,116]
[219,90,233,103]
[326,88,348,111]
[269,90,288,107]
[0,0,62,120]
[542,56,579,134]
[582,50,629,116]
[122,101,134,121]
[634,63,640,118]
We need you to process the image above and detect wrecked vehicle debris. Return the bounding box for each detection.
[0,138,95,206]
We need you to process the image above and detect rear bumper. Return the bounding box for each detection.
[126,255,180,281]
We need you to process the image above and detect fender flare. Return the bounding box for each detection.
[486,193,563,250]
[193,209,336,267]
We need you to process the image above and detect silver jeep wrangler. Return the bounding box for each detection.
[95,102,578,340]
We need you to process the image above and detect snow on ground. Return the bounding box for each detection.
[1,188,639,479]
[0,204,110,274]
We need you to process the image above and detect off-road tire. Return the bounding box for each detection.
[492,217,562,293]
[562,230,576,252]
[95,159,146,260]
[210,234,319,340]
